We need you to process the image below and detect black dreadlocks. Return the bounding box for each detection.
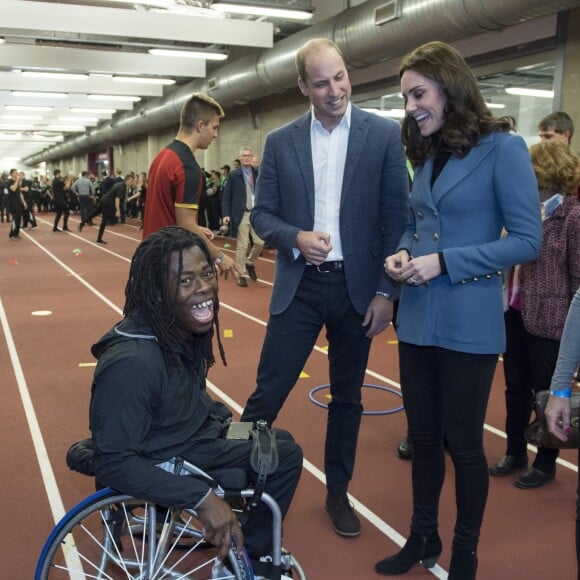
[123,226,226,374]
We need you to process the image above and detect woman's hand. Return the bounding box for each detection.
[386,251,441,286]
[545,394,572,442]
[385,250,410,279]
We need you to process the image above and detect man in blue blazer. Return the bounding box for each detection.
[241,38,409,537]
[222,146,264,287]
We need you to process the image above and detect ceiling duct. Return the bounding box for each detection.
[24,0,580,165]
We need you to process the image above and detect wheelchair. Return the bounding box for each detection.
[35,441,306,580]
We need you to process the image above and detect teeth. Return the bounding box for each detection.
[415,113,428,123]
[192,299,213,309]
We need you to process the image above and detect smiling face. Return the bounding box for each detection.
[401,69,447,137]
[168,245,218,340]
[298,44,351,132]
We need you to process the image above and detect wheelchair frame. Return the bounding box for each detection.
[35,458,305,580]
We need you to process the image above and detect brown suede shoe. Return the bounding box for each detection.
[325,493,361,537]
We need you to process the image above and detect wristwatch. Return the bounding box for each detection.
[214,251,226,265]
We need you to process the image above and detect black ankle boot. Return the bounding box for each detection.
[375,532,442,575]
[448,548,478,580]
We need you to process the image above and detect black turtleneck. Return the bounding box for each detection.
[430,133,452,188]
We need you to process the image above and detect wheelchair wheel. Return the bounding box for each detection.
[36,487,251,579]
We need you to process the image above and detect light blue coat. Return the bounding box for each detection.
[396,131,542,354]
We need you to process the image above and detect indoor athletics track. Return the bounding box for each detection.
[1,213,577,579]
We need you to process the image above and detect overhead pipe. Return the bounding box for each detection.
[24,0,580,165]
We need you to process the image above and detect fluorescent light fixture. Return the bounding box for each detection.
[113,76,176,85]
[0,123,35,131]
[212,2,313,20]
[21,71,89,80]
[5,105,54,112]
[88,94,141,102]
[150,5,224,17]
[485,102,506,109]
[1,114,43,121]
[148,48,228,61]
[59,116,98,123]
[0,133,22,140]
[505,87,554,98]
[12,91,68,98]
[100,0,172,6]
[48,124,86,132]
[70,107,116,114]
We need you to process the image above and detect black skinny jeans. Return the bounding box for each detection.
[399,342,497,551]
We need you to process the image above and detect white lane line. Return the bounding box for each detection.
[0,298,84,573]
[23,232,124,315]
[0,297,66,521]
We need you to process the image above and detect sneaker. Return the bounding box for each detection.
[325,493,361,537]
[96,239,107,244]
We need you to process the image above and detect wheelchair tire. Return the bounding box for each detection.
[35,487,252,579]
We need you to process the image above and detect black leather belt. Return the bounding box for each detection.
[306,260,344,273]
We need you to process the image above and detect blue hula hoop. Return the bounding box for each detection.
[308,383,404,416]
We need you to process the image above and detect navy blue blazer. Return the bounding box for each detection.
[250,105,410,315]
[221,166,258,238]
[396,131,542,354]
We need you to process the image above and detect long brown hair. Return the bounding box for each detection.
[400,41,514,166]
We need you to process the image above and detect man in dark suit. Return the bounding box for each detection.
[221,146,265,287]
[241,38,409,537]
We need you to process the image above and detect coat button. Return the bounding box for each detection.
[417,211,423,219]
[461,279,466,284]
[432,233,439,241]
[413,233,419,241]
[485,274,492,279]
[472,277,478,282]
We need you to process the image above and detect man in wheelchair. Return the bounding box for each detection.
[88,226,303,576]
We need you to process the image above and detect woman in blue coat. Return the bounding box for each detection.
[376,41,542,579]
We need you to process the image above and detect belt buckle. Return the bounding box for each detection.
[315,263,328,273]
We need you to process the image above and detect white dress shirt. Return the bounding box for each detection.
[309,102,351,261]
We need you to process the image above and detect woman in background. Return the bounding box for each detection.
[489,140,580,488]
